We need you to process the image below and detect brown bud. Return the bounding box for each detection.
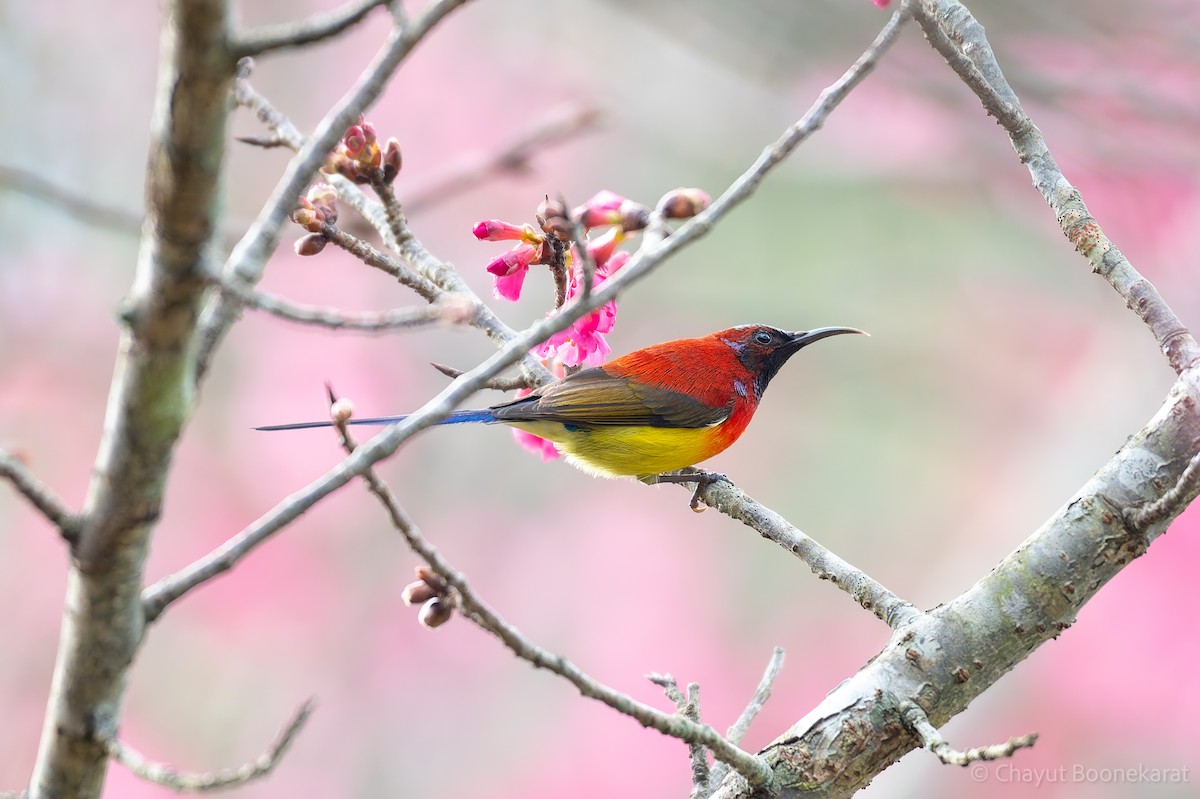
[401,580,438,606]
[294,233,328,256]
[537,196,572,241]
[658,188,711,219]
[418,597,453,628]
[618,201,651,232]
[382,138,402,184]
[414,565,449,596]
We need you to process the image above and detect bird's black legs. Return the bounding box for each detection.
[644,468,733,512]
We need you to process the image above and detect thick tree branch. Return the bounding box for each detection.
[233,0,389,57]
[708,378,1200,799]
[913,0,1200,374]
[28,1,235,797]
[0,450,79,541]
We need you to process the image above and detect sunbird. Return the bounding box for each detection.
[258,324,864,490]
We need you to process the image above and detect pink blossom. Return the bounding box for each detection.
[473,219,530,242]
[512,427,561,461]
[508,387,561,461]
[598,250,630,278]
[586,227,624,267]
[535,300,617,368]
[485,243,536,301]
[872,0,891,7]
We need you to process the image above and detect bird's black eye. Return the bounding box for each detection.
[753,330,773,345]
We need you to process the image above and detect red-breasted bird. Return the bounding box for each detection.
[258,324,865,499]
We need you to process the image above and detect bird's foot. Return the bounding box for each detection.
[649,469,732,512]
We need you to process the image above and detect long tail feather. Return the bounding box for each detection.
[255,409,495,432]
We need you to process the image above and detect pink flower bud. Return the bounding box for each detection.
[306,183,338,225]
[485,243,536,277]
[585,227,625,266]
[343,125,366,157]
[291,202,323,233]
[473,219,529,242]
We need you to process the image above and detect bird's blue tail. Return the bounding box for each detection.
[255,408,495,432]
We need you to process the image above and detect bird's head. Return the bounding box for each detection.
[720,324,867,398]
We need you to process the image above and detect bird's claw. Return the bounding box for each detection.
[651,469,731,512]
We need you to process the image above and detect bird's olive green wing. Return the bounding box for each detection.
[489,367,730,428]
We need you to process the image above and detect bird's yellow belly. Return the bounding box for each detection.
[506,422,725,478]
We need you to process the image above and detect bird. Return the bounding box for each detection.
[257,324,865,505]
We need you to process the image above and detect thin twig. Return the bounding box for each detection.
[103,699,315,791]
[196,0,478,384]
[233,61,305,150]
[321,224,443,302]
[914,0,1200,374]
[210,271,458,333]
[694,480,919,629]
[0,164,142,235]
[334,422,773,787]
[233,0,390,57]
[404,105,602,213]
[708,647,785,791]
[1124,451,1200,531]
[430,362,532,391]
[147,6,910,624]
[725,647,785,746]
[901,701,1037,766]
[565,200,596,302]
[647,674,710,797]
[0,450,80,541]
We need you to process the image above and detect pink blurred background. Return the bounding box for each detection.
[2,1,1199,797]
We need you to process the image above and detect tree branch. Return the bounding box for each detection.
[208,272,459,333]
[233,0,390,57]
[706,648,785,794]
[0,164,143,235]
[0,449,79,541]
[403,105,602,214]
[28,1,235,796]
[693,480,919,629]
[708,377,1200,799]
[913,0,1200,374]
[195,0,477,384]
[142,0,910,635]
[101,699,314,791]
[900,701,1037,766]
[332,421,773,788]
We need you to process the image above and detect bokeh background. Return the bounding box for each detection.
[2,1,1199,797]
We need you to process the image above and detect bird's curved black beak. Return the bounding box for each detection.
[786,326,869,352]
